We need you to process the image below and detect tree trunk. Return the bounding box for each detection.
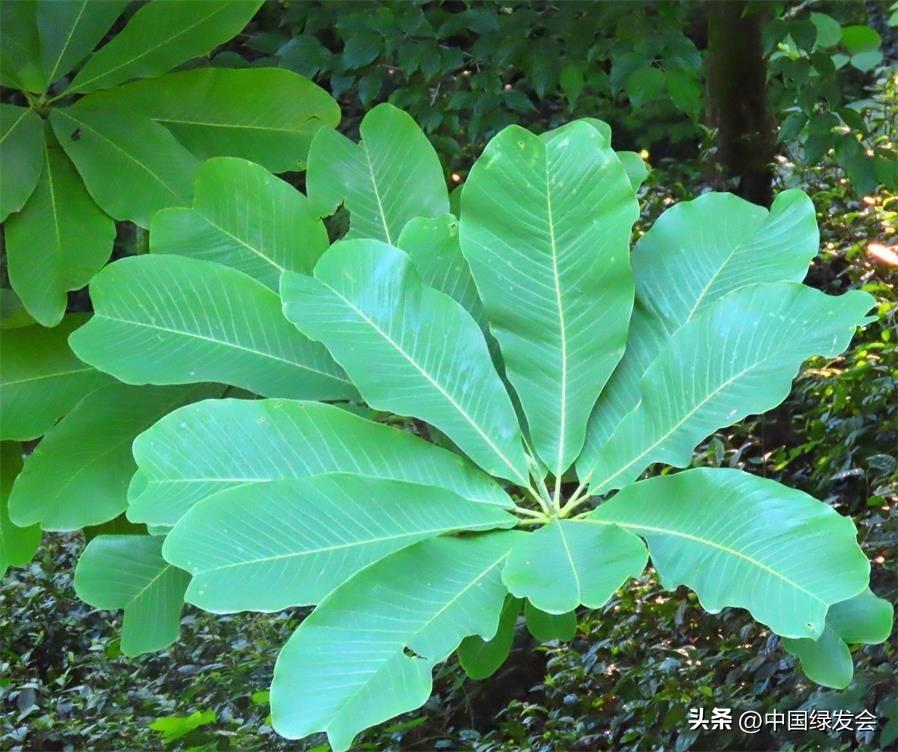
[705,1,776,206]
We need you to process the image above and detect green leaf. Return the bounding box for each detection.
[460,122,637,479]
[782,627,852,688]
[397,214,490,337]
[458,596,521,680]
[0,315,113,441]
[8,383,218,531]
[306,103,449,244]
[502,520,647,613]
[0,0,44,91]
[626,66,666,106]
[69,255,354,400]
[665,69,702,120]
[616,151,649,191]
[51,102,199,227]
[129,398,512,527]
[150,157,328,290]
[1,443,40,578]
[81,67,339,171]
[270,532,521,750]
[849,49,883,73]
[74,534,190,656]
[0,105,44,221]
[68,0,264,94]
[840,25,881,55]
[827,589,894,644]
[0,289,36,330]
[581,190,820,460]
[782,590,892,688]
[281,240,529,485]
[589,468,870,638]
[36,0,128,86]
[150,710,216,744]
[5,128,114,326]
[810,12,842,49]
[559,63,584,110]
[524,601,576,642]
[342,30,382,69]
[164,475,516,613]
[580,283,873,494]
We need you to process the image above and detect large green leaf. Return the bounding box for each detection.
[578,283,874,494]
[69,255,354,400]
[5,128,114,326]
[458,595,521,680]
[782,589,893,688]
[0,1,44,91]
[524,601,577,642]
[129,398,513,526]
[164,475,516,613]
[36,0,128,86]
[1,443,40,578]
[150,157,327,290]
[582,190,819,456]
[397,213,489,335]
[281,240,530,485]
[50,102,199,226]
[589,469,870,638]
[502,519,647,613]
[271,532,521,750]
[0,315,113,441]
[67,0,263,94]
[460,121,638,480]
[0,105,44,221]
[74,534,189,656]
[8,383,218,531]
[83,67,339,171]
[306,103,449,244]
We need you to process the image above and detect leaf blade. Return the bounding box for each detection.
[5,127,114,326]
[129,398,513,527]
[460,121,638,477]
[164,475,516,613]
[306,103,449,244]
[150,157,327,290]
[74,534,190,656]
[281,240,529,485]
[68,0,263,94]
[579,283,874,494]
[81,67,339,171]
[589,468,870,638]
[69,255,354,400]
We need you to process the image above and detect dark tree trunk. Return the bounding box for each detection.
[705,1,776,207]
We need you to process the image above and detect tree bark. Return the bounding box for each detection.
[705,1,776,206]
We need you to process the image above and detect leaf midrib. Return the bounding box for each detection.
[188,519,508,575]
[91,313,351,383]
[587,517,825,604]
[325,284,527,484]
[69,3,232,94]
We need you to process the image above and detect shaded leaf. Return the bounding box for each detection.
[151,157,328,290]
[74,534,190,655]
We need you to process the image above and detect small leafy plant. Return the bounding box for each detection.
[0,0,336,326]
[10,104,892,749]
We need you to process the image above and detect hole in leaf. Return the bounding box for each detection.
[403,645,426,661]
